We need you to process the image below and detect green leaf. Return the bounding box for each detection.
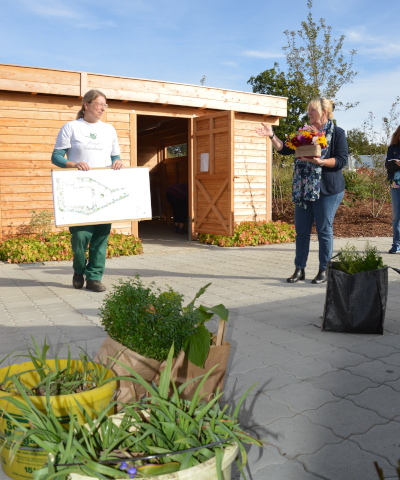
[183,325,211,367]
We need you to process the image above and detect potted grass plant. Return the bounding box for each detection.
[0,346,263,480]
[0,337,116,480]
[95,276,230,402]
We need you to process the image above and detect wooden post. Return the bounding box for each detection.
[130,112,138,237]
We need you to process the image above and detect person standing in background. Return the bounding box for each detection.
[166,183,188,234]
[256,98,348,284]
[51,89,123,292]
[385,126,400,254]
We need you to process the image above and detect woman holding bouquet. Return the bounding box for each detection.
[256,97,348,284]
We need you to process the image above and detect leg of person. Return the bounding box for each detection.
[85,223,111,292]
[389,187,400,253]
[69,226,93,289]
[287,202,314,283]
[312,191,344,283]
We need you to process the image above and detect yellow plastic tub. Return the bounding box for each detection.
[0,359,116,480]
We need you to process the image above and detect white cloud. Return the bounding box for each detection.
[24,0,78,18]
[345,27,400,58]
[335,67,400,138]
[242,50,284,59]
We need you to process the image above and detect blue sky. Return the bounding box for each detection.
[2,0,400,141]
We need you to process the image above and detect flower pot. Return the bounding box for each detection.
[295,144,321,158]
[69,443,239,480]
[0,359,116,480]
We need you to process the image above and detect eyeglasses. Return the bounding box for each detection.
[90,101,108,108]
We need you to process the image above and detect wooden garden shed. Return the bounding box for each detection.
[0,63,287,241]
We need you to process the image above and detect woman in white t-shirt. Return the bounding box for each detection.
[51,89,122,292]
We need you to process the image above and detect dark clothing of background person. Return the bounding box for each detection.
[166,184,188,233]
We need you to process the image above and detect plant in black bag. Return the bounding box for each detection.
[322,242,389,334]
[332,241,385,274]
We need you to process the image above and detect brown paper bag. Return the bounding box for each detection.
[163,319,231,401]
[94,336,162,406]
[169,341,230,401]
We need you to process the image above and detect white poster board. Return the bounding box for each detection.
[51,167,152,227]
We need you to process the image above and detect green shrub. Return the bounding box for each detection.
[0,231,142,263]
[199,220,295,247]
[99,276,199,362]
[332,241,385,275]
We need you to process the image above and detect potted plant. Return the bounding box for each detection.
[0,337,116,480]
[322,241,393,334]
[95,276,230,402]
[0,346,263,480]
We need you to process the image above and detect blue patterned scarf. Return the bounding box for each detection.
[291,120,334,209]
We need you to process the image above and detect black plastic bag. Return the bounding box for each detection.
[321,263,389,334]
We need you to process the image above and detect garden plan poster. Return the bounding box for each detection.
[51,167,152,227]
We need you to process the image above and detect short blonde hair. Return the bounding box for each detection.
[76,89,107,120]
[308,98,335,120]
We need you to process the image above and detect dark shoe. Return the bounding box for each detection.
[86,280,107,292]
[389,243,400,254]
[287,268,305,283]
[312,269,327,284]
[72,273,84,289]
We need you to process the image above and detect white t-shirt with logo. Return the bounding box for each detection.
[54,118,121,168]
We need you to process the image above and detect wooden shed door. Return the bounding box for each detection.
[193,111,234,236]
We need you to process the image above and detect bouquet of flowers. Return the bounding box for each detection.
[285,125,328,150]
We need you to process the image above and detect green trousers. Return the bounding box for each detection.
[69,224,111,281]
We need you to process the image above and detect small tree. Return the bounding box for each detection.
[249,0,358,133]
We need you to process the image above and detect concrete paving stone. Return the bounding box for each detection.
[344,340,398,360]
[386,378,400,392]
[241,461,328,480]
[313,348,373,369]
[233,444,327,480]
[346,358,400,384]
[266,414,341,457]
[310,369,378,397]
[239,392,297,427]
[350,421,400,468]
[277,356,337,382]
[58,326,105,342]
[267,381,339,414]
[380,352,400,367]
[298,440,393,480]
[302,398,388,437]
[284,337,335,356]
[229,365,297,392]
[347,384,400,420]
[247,342,305,368]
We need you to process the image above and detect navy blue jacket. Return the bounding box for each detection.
[278,125,348,195]
[385,144,400,181]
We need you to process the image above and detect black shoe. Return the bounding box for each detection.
[287,268,305,283]
[86,280,107,292]
[72,273,84,289]
[312,269,327,284]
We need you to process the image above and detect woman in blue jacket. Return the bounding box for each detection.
[385,126,400,254]
[256,98,348,284]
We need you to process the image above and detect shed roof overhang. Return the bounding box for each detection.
[0,63,287,118]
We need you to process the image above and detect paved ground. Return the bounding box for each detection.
[1,227,400,480]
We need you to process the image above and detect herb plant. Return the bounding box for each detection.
[332,241,386,275]
[99,276,228,367]
[1,346,263,480]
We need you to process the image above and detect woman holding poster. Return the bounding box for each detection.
[51,89,122,292]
